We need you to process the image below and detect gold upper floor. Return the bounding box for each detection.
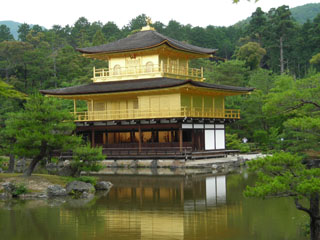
[92,53,204,82]
[73,91,240,122]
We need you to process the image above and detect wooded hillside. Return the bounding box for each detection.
[1,5,320,154]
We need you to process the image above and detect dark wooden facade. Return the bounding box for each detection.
[75,118,232,159]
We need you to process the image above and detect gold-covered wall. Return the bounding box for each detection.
[138,93,181,113]
[86,93,181,120]
[76,89,239,122]
[181,94,224,112]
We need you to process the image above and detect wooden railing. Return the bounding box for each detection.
[92,64,204,82]
[74,107,240,122]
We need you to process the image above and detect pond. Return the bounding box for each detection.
[0,170,307,240]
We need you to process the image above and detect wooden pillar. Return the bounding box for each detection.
[91,99,94,120]
[186,59,189,75]
[177,58,179,74]
[138,125,142,153]
[91,129,95,147]
[179,128,183,152]
[192,129,195,151]
[73,99,77,114]
[103,132,107,145]
[130,131,134,143]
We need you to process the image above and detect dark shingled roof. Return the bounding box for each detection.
[40,78,254,96]
[77,30,217,55]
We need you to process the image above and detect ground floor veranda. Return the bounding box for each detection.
[75,118,236,159]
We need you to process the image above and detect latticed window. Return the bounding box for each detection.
[145,61,154,73]
[113,65,121,75]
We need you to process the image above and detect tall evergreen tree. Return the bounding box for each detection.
[0,25,14,42]
[4,94,80,176]
[17,23,31,41]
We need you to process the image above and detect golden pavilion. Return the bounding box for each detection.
[41,21,253,159]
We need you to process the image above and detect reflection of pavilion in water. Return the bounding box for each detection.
[60,174,243,239]
[103,174,228,209]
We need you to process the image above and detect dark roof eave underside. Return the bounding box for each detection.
[40,78,254,96]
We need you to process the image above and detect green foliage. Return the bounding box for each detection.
[92,29,107,46]
[244,152,320,239]
[248,68,273,93]
[71,144,104,176]
[0,9,320,156]
[0,157,8,170]
[4,94,81,176]
[206,60,249,86]
[263,73,320,155]
[0,80,27,99]
[236,42,266,70]
[70,176,97,186]
[310,53,320,66]
[244,152,320,198]
[17,23,30,41]
[290,3,320,24]
[226,133,250,153]
[0,25,14,41]
[12,183,28,197]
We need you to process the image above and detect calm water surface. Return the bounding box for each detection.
[0,170,307,240]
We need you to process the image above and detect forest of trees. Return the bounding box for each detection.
[2,5,320,238]
[1,6,320,155]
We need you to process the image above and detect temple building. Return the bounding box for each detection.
[40,21,253,159]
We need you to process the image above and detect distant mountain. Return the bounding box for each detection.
[291,3,320,24]
[0,20,21,39]
[0,20,46,40]
[234,3,320,28]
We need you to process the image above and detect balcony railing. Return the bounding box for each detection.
[74,107,240,122]
[92,64,204,82]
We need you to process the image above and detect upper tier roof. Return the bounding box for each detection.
[77,30,217,56]
[40,78,253,96]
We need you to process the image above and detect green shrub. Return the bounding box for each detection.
[51,157,59,164]
[226,134,251,153]
[12,184,28,197]
[75,176,97,186]
[71,144,105,177]
[0,156,8,170]
[239,143,251,153]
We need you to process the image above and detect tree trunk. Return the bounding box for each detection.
[280,36,284,74]
[23,158,40,177]
[7,154,15,173]
[24,142,47,177]
[310,194,320,240]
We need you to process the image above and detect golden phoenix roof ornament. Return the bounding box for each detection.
[141,16,155,31]
[146,16,152,26]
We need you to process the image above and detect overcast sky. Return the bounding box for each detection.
[2,0,320,29]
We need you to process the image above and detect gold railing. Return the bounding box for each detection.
[92,64,204,82]
[74,107,240,122]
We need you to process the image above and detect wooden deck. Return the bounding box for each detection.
[54,148,239,161]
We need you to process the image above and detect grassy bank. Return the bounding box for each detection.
[0,173,73,193]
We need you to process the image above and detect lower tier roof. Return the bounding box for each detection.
[40,78,254,96]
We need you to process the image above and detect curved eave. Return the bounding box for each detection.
[79,41,216,60]
[40,81,254,100]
